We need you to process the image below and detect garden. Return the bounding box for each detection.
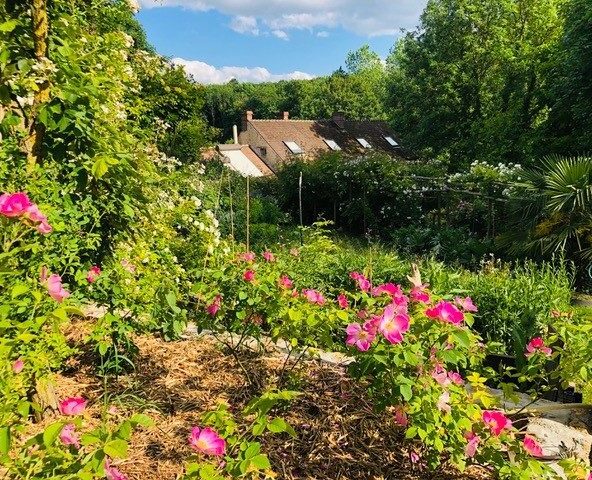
[2,1,592,479]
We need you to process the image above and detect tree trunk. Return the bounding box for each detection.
[23,0,50,171]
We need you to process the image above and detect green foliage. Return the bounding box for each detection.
[385,0,564,167]
[501,155,592,272]
[183,392,298,479]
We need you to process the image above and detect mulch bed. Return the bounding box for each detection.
[38,320,492,479]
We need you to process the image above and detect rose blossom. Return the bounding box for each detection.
[454,296,478,312]
[206,295,222,316]
[425,300,464,325]
[0,192,32,217]
[262,251,275,262]
[59,397,87,416]
[46,274,70,303]
[188,426,226,456]
[12,358,24,374]
[243,270,255,282]
[279,275,293,289]
[60,424,80,448]
[523,435,543,457]
[337,293,349,309]
[345,323,375,351]
[378,304,410,344]
[482,410,512,436]
[525,337,552,357]
[104,458,128,480]
[86,265,101,283]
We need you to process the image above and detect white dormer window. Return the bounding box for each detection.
[357,138,371,148]
[384,136,399,147]
[324,139,341,151]
[284,141,303,155]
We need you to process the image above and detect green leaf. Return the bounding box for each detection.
[0,427,10,454]
[244,442,261,459]
[43,422,64,447]
[0,20,18,32]
[267,417,296,437]
[399,384,412,401]
[129,413,153,427]
[250,454,271,470]
[103,439,128,459]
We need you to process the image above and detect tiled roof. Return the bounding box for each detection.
[248,118,404,163]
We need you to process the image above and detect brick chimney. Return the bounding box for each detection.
[282,111,289,120]
[242,110,253,132]
[332,111,346,129]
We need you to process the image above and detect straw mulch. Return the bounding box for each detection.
[45,321,492,480]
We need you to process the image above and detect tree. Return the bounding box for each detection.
[385,0,564,169]
[542,0,592,154]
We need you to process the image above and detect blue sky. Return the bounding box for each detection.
[137,0,427,84]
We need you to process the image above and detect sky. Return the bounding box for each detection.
[137,0,427,84]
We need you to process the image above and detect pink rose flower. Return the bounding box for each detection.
[523,435,543,457]
[59,397,87,416]
[410,285,430,303]
[12,358,24,374]
[482,410,512,436]
[525,337,552,358]
[372,283,402,297]
[0,192,32,217]
[240,251,256,262]
[448,371,464,385]
[455,296,478,312]
[262,251,275,262]
[37,221,53,234]
[46,274,70,303]
[303,289,325,305]
[243,270,255,282]
[104,458,128,480]
[378,304,410,344]
[337,293,349,309]
[431,365,450,386]
[188,426,226,456]
[425,300,464,325]
[363,315,381,336]
[279,275,293,289]
[464,432,480,458]
[59,423,80,448]
[86,265,101,283]
[345,323,375,351]
[206,295,222,316]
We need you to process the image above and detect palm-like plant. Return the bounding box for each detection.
[501,155,592,262]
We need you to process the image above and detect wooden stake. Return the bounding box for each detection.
[246,175,250,252]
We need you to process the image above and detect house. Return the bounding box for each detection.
[216,144,274,177]
[238,111,404,172]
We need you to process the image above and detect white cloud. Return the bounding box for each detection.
[316,31,330,38]
[229,15,259,35]
[172,57,314,84]
[139,0,427,36]
[271,29,289,40]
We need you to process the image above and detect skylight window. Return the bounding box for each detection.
[324,139,341,151]
[357,138,372,149]
[284,141,303,155]
[384,136,399,147]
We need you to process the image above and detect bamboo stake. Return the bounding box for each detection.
[298,171,303,245]
[246,175,250,252]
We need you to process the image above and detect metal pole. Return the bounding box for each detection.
[298,171,303,245]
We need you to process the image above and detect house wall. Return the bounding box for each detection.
[239,123,283,171]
